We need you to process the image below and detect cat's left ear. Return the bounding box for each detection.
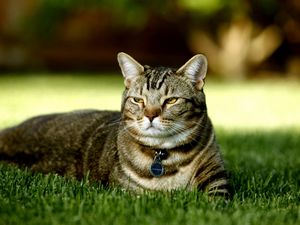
[117,52,144,88]
[176,54,207,90]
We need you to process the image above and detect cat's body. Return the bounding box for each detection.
[0,53,229,195]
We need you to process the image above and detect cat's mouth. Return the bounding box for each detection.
[131,118,174,138]
[139,122,167,137]
[146,126,158,132]
[144,125,162,134]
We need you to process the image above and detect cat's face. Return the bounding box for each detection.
[118,53,208,149]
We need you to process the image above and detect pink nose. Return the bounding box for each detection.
[144,107,161,122]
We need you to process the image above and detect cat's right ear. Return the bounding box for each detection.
[117,52,144,88]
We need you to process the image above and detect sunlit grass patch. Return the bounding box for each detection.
[1,74,300,130]
[205,80,300,130]
[0,73,122,127]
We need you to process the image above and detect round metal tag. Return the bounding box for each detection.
[150,161,165,177]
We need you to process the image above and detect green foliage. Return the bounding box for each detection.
[21,0,283,46]
[178,0,241,17]
[25,0,171,39]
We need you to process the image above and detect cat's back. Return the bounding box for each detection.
[0,110,120,160]
[0,110,120,140]
[0,110,121,179]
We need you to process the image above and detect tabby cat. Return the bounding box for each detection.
[0,52,229,196]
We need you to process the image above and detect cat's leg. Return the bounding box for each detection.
[190,148,230,197]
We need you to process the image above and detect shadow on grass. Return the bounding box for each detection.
[217,128,300,198]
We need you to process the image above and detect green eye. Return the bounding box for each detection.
[166,97,178,104]
[133,97,144,104]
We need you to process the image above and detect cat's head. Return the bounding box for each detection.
[117,52,208,149]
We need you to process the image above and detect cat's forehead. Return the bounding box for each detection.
[144,65,175,73]
[141,66,176,90]
[126,66,194,97]
[144,66,175,78]
[137,66,177,91]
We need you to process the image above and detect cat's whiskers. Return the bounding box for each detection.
[121,113,209,149]
[166,124,201,145]
[121,124,139,136]
[108,120,121,126]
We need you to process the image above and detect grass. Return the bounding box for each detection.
[0,73,300,225]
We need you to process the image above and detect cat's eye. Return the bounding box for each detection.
[132,97,144,104]
[166,97,178,104]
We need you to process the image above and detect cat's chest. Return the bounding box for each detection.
[119,156,199,191]
[116,133,203,191]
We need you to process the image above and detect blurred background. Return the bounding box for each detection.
[0,0,299,79]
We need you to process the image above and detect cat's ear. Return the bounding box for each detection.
[117,52,144,88]
[176,54,208,90]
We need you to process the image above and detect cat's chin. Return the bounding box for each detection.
[138,136,177,149]
[136,127,195,149]
[137,135,185,149]
[141,127,167,138]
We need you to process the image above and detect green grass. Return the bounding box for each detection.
[0,74,300,225]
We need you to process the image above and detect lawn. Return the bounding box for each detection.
[0,73,299,225]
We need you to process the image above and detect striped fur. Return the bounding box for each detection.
[0,53,229,196]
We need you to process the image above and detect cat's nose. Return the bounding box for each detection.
[147,115,156,122]
[144,107,161,122]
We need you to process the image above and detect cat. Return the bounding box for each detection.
[0,52,229,196]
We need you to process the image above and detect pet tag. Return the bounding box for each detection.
[150,150,167,177]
